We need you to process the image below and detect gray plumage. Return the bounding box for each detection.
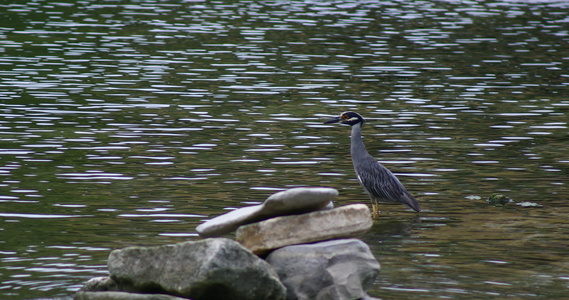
[325,111,421,215]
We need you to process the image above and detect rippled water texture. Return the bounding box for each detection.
[1,0,568,298]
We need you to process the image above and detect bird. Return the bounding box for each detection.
[324,111,421,217]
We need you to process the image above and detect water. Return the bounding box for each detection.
[1,0,568,298]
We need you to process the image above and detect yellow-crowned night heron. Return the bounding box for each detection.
[324,111,421,216]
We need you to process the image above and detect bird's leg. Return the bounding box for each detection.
[371,203,380,218]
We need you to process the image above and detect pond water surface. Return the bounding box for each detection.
[1,0,568,299]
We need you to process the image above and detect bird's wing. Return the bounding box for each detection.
[356,158,409,202]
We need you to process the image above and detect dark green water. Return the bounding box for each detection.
[1,0,568,299]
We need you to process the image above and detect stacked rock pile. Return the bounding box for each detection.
[75,187,380,300]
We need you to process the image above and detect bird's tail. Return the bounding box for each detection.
[401,192,421,212]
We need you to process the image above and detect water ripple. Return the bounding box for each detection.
[1,0,569,298]
[0,213,86,219]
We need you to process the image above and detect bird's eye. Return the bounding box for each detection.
[341,114,349,120]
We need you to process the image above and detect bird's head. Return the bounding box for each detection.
[324,111,365,126]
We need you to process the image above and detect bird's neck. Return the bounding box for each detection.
[350,123,368,158]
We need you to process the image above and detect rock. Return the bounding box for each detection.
[74,291,189,300]
[80,276,119,292]
[236,204,372,255]
[262,187,336,213]
[107,238,286,300]
[487,193,511,205]
[196,187,338,237]
[266,239,380,300]
[196,205,263,237]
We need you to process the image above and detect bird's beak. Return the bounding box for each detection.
[324,116,341,124]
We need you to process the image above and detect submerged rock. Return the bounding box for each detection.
[487,193,512,206]
[196,187,338,237]
[266,239,380,300]
[236,204,372,255]
[106,238,286,300]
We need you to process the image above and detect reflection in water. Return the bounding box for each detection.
[1,0,569,298]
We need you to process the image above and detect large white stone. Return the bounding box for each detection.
[236,204,372,255]
[196,187,337,237]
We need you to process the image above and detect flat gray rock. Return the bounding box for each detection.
[265,239,380,300]
[196,187,338,237]
[107,238,286,300]
[236,204,372,255]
